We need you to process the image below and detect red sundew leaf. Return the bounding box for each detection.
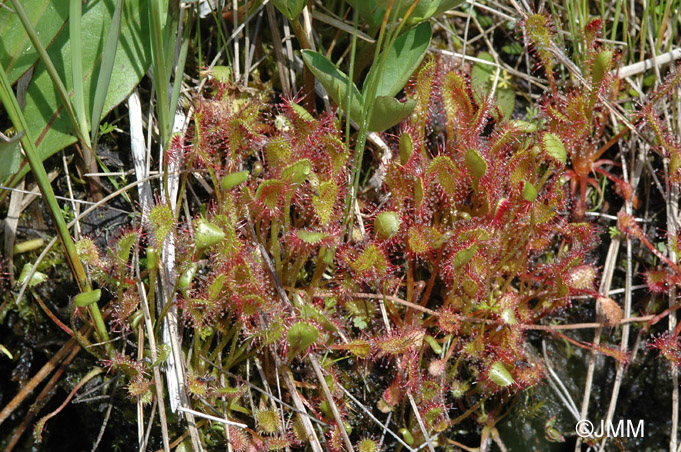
[645,269,680,293]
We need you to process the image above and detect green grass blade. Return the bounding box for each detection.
[169,7,192,122]
[70,0,90,147]
[149,0,170,146]
[9,0,87,147]
[0,60,111,352]
[90,0,124,144]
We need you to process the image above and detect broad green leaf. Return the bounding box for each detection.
[496,87,515,119]
[366,22,432,99]
[368,96,415,131]
[271,0,305,20]
[471,52,495,91]
[0,132,24,181]
[7,0,152,185]
[0,0,69,84]
[375,0,464,23]
[421,0,465,21]
[71,0,88,143]
[345,0,384,28]
[302,50,363,121]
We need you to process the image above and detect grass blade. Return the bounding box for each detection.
[169,6,192,122]
[70,0,90,147]
[0,60,111,353]
[149,0,170,147]
[90,0,125,144]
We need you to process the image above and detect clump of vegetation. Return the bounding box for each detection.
[3,1,681,451]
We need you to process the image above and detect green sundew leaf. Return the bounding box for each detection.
[464,148,487,190]
[254,179,286,210]
[282,159,312,184]
[178,262,198,292]
[312,180,338,225]
[532,201,557,225]
[399,132,414,165]
[352,244,388,274]
[462,276,478,297]
[542,133,567,164]
[116,232,137,266]
[18,263,48,288]
[152,344,171,367]
[374,211,401,240]
[296,230,328,244]
[452,244,478,269]
[302,50,363,121]
[90,0,124,143]
[368,96,416,131]
[0,132,24,181]
[429,155,459,197]
[289,102,315,122]
[0,0,69,83]
[221,170,249,190]
[459,228,489,242]
[408,226,431,255]
[424,335,442,354]
[149,204,174,244]
[336,339,371,357]
[366,22,432,99]
[488,362,514,387]
[271,0,305,20]
[510,120,538,133]
[522,180,538,202]
[266,138,292,167]
[509,148,534,187]
[6,0,152,186]
[591,49,613,88]
[287,322,319,350]
[74,289,102,307]
[195,219,225,249]
[208,274,226,301]
[208,66,233,84]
